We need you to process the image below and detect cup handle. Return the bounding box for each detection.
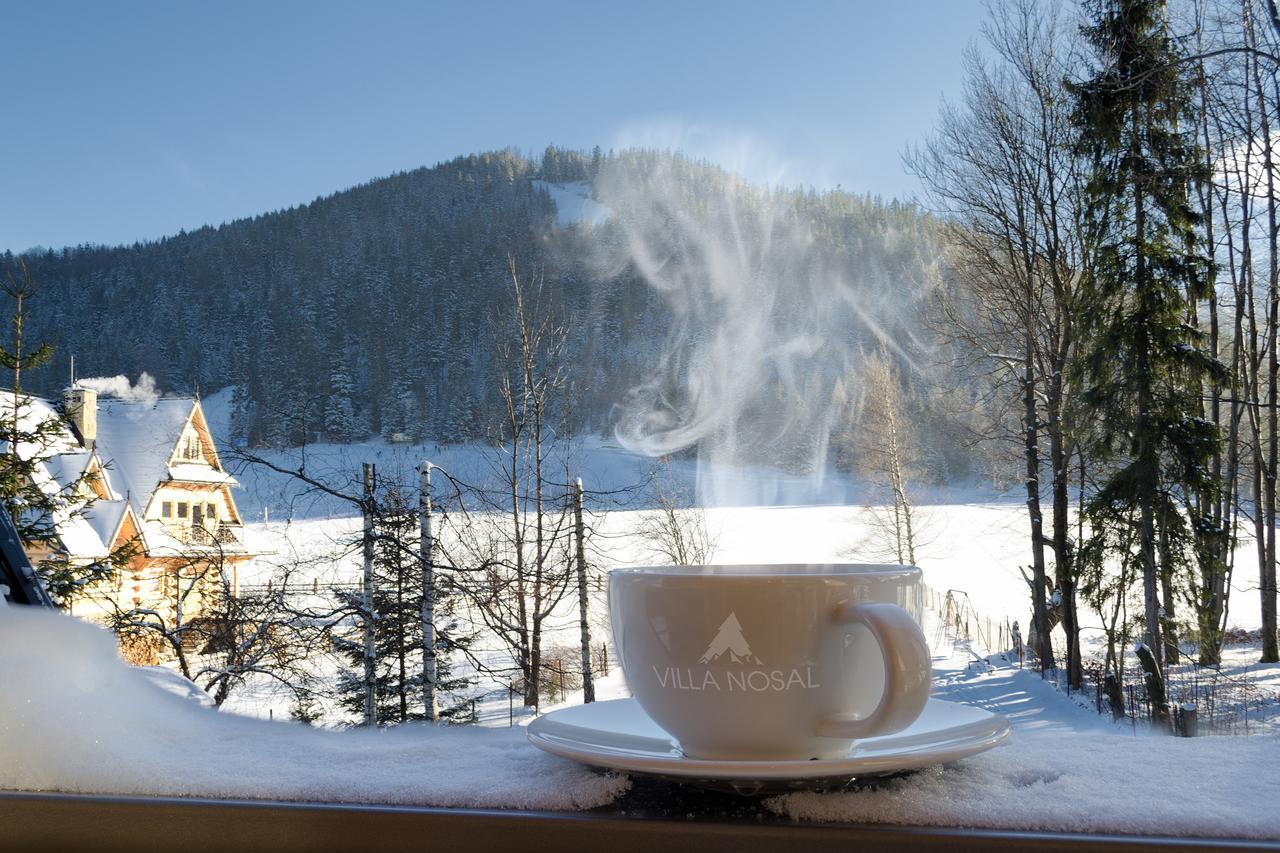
[814,600,931,740]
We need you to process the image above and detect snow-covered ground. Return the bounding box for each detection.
[5,588,1278,837]
[219,498,1276,727]
[53,391,1259,834]
[0,605,626,810]
[201,379,1269,645]
[766,611,1280,837]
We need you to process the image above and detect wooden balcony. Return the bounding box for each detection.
[181,522,245,549]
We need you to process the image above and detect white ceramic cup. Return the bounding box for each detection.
[609,563,932,761]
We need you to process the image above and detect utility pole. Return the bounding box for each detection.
[362,462,377,727]
[574,478,595,703]
[419,460,438,722]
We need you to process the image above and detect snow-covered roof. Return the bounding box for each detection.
[0,390,229,560]
[0,389,249,562]
[95,397,196,515]
[83,499,131,550]
[0,393,83,459]
[167,463,236,486]
[49,511,110,561]
[43,452,103,496]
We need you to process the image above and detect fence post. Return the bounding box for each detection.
[419,460,438,722]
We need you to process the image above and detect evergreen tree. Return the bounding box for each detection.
[230,382,254,446]
[335,482,475,724]
[1071,0,1222,679]
[0,262,131,604]
[14,150,949,458]
[324,359,359,442]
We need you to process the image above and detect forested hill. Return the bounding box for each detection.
[11,148,952,465]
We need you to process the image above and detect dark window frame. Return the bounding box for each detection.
[0,791,1258,853]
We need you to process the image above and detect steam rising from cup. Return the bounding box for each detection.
[598,153,931,507]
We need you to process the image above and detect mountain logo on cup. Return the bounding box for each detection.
[699,612,762,664]
[651,610,819,693]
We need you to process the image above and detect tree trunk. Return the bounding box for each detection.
[574,478,595,703]
[397,549,407,723]
[362,462,377,727]
[1263,72,1280,664]
[1134,122,1164,676]
[528,395,546,709]
[509,421,532,705]
[1158,511,1179,665]
[1136,642,1169,728]
[1195,62,1235,666]
[1024,331,1054,672]
[1049,413,1081,688]
[419,461,438,721]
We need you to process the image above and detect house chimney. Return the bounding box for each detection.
[65,386,97,449]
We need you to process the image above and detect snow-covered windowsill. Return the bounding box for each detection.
[2,605,1277,851]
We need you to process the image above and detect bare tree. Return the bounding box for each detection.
[1189,0,1280,664]
[633,460,718,566]
[444,260,578,708]
[854,348,924,566]
[110,543,322,709]
[907,0,1087,682]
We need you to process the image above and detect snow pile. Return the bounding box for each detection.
[768,627,1280,839]
[769,730,1280,837]
[136,665,216,708]
[0,607,627,810]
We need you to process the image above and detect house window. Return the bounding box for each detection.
[206,503,217,519]
[177,501,188,519]
[161,501,172,518]
[181,435,202,461]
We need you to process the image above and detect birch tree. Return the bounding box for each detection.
[856,349,923,566]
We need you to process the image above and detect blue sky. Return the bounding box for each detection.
[2,1,987,252]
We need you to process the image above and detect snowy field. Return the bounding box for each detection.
[219,497,1278,731]
[196,371,1280,731]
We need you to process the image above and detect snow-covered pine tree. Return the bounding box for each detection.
[324,362,358,442]
[230,382,254,446]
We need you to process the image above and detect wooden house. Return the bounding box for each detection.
[5,385,254,634]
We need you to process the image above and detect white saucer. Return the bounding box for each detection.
[527,697,1010,793]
